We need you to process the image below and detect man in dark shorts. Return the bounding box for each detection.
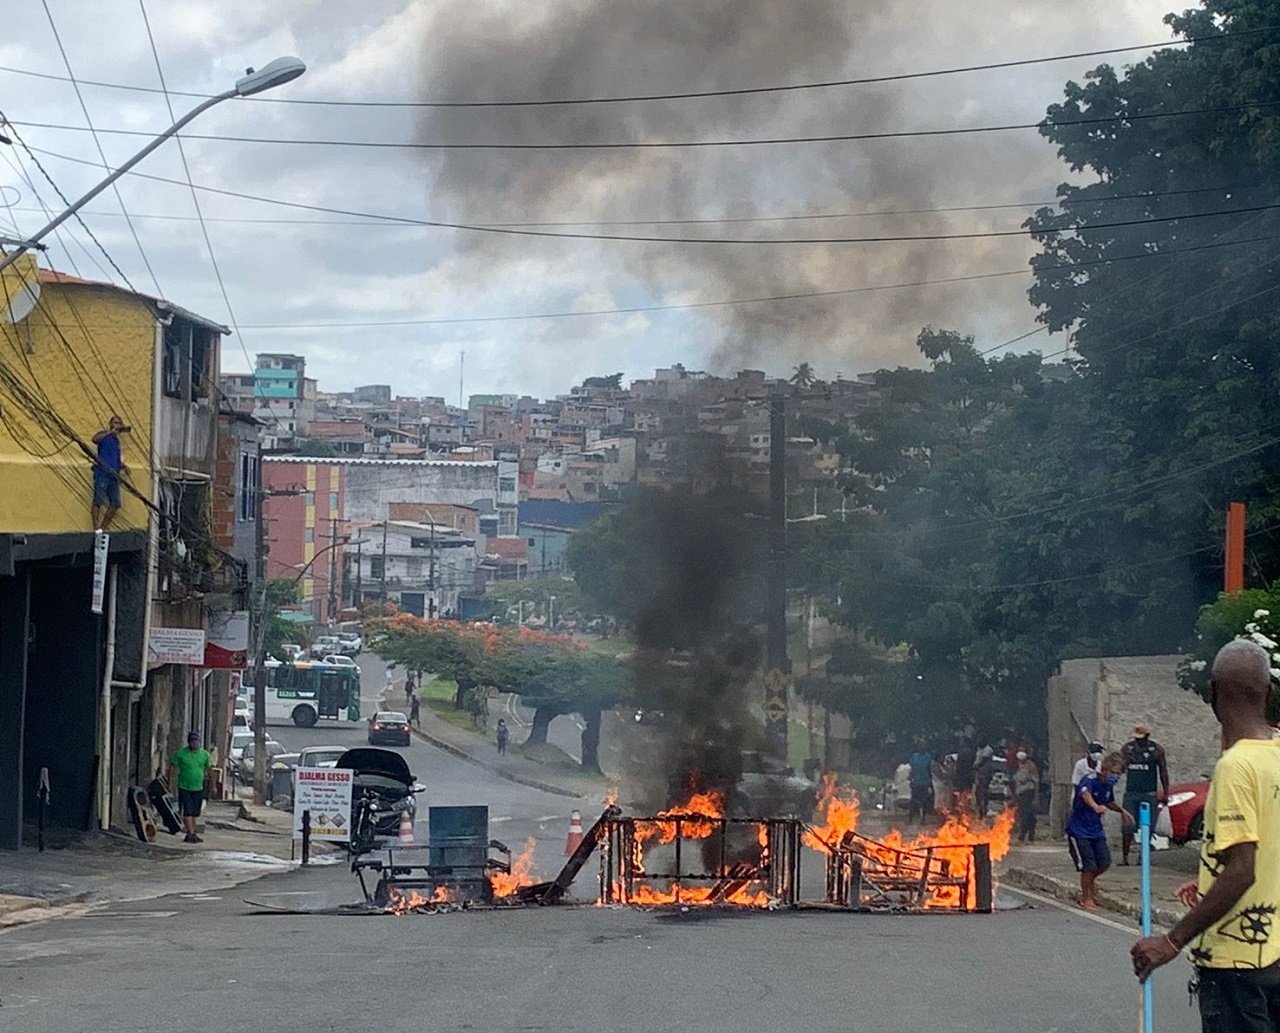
[1066,752,1131,909]
[91,415,129,530]
[169,731,211,844]
[1120,722,1169,865]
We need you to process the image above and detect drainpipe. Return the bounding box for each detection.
[98,566,117,830]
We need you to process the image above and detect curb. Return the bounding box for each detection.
[1003,865,1183,928]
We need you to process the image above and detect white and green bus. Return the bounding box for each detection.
[261,659,362,728]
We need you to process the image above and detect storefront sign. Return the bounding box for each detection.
[147,627,206,665]
[293,767,353,842]
[90,531,109,614]
[203,610,250,669]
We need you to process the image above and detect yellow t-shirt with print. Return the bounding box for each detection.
[1192,737,1280,970]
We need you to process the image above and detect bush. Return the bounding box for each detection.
[1177,588,1280,722]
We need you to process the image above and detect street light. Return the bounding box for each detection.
[0,56,306,274]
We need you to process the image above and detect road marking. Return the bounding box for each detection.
[1002,885,1142,935]
[490,815,513,823]
[536,814,562,822]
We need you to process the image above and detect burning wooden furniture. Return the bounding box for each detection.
[598,813,802,908]
[822,830,994,913]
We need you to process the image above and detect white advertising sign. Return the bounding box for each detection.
[90,531,110,614]
[293,767,353,842]
[147,627,206,665]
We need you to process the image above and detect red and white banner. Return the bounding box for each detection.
[203,610,250,669]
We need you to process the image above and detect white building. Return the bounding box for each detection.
[353,520,477,618]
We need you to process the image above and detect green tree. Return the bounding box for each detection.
[1177,588,1280,721]
[582,373,623,390]
[295,439,338,457]
[789,362,817,390]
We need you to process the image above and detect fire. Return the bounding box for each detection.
[384,884,458,914]
[489,837,540,899]
[635,789,726,848]
[625,883,772,908]
[799,776,1015,910]
[802,774,860,852]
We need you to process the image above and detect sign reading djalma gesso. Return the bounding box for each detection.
[292,767,352,843]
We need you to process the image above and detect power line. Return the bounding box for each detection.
[37,0,160,296]
[0,27,1273,108]
[136,0,257,382]
[21,141,1280,246]
[2,181,1264,230]
[11,98,1280,153]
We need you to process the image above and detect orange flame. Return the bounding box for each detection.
[802,774,860,852]
[489,837,540,899]
[384,884,458,914]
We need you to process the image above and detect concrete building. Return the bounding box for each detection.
[353,384,391,405]
[0,263,232,848]
[352,520,477,616]
[260,458,347,623]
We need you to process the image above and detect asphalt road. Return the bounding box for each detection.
[0,871,1202,1033]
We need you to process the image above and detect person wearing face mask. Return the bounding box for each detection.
[1072,741,1106,788]
[1065,752,1132,909]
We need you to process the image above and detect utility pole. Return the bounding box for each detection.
[251,480,268,805]
[428,518,437,619]
[379,520,389,602]
[326,525,340,627]
[763,390,790,754]
[354,539,363,608]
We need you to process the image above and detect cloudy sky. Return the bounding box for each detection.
[1,0,1174,399]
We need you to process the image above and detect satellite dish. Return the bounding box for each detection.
[1,253,40,325]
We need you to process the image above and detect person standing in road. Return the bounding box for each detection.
[169,731,211,844]
[1132,640,1280,1032]
[1065,752,1130,909]
[1120,722,1170,865]
[404,672,416,708]
[409,692,421,729]
[1013,750,1039,842]
[384,666,395,700]
[908,743,933,822]
[495,718,510,755]
[1072,741,1106,788]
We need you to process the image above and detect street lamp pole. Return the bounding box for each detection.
[0,56,306,274]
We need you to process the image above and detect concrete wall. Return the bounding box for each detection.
[1048,654,1221,834]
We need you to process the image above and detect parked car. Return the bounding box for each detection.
[336,747,421,846]
[228,730,254,767]
[1156,780,1209,844]
[321,654,359,669]
[733,751,818,819]
[297,745,348,770]
[232,704,253,731]
[368,711,412,746]
[336,631,362,656]
[234,738,287,784]
[311,636,341,658]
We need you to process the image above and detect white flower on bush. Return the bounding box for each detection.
[1255,609,1272,619]
[1189,659,1208,671]
[1249,631,1279,651]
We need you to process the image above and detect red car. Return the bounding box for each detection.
[1156,780,1209,844]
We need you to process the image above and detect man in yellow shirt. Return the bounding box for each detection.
[1132,640,1280,1031]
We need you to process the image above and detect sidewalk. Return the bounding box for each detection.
[0,797,328,930]
[1001,837,1197,928]
[400,690,607,801]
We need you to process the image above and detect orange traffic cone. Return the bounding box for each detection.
[564,809,584,855]
[398,809,415,846]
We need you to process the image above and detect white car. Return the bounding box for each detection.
[228,730,254,765]
[232,707,253,731]
[321,654,359,669]
[297,745,347,769]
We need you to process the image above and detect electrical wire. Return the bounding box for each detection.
[37,0,160,296]
[0,26,1274,108]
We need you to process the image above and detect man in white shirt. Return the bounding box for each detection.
[1072,741,1105,788]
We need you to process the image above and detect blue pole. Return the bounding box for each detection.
[1140,801,1155,1033]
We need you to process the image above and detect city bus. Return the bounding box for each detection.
[260,659,362,728]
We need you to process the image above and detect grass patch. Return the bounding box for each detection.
[418,677,458,704]
[582,636,633,657]
[426,699,478,734]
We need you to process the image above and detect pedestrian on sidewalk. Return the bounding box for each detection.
[1013,750,1039,842]
[1120,722,1169,866]
[973,744,995,818]
[1072,741,1106,788]
[1065,752,1130,910]
[951,738,976,813]
[169,731,211,844]
[907,743,933,822]
[409,693,421,729]
[1132,640,1280,1031]
[495,718,510,756]
[404,672,416,708]
[384,666,395,699]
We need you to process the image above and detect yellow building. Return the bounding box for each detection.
[0,259,231,849]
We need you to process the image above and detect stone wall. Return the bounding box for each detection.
[1056,655,1219,786]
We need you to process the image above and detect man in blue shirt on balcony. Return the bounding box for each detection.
[91,415,129,530]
